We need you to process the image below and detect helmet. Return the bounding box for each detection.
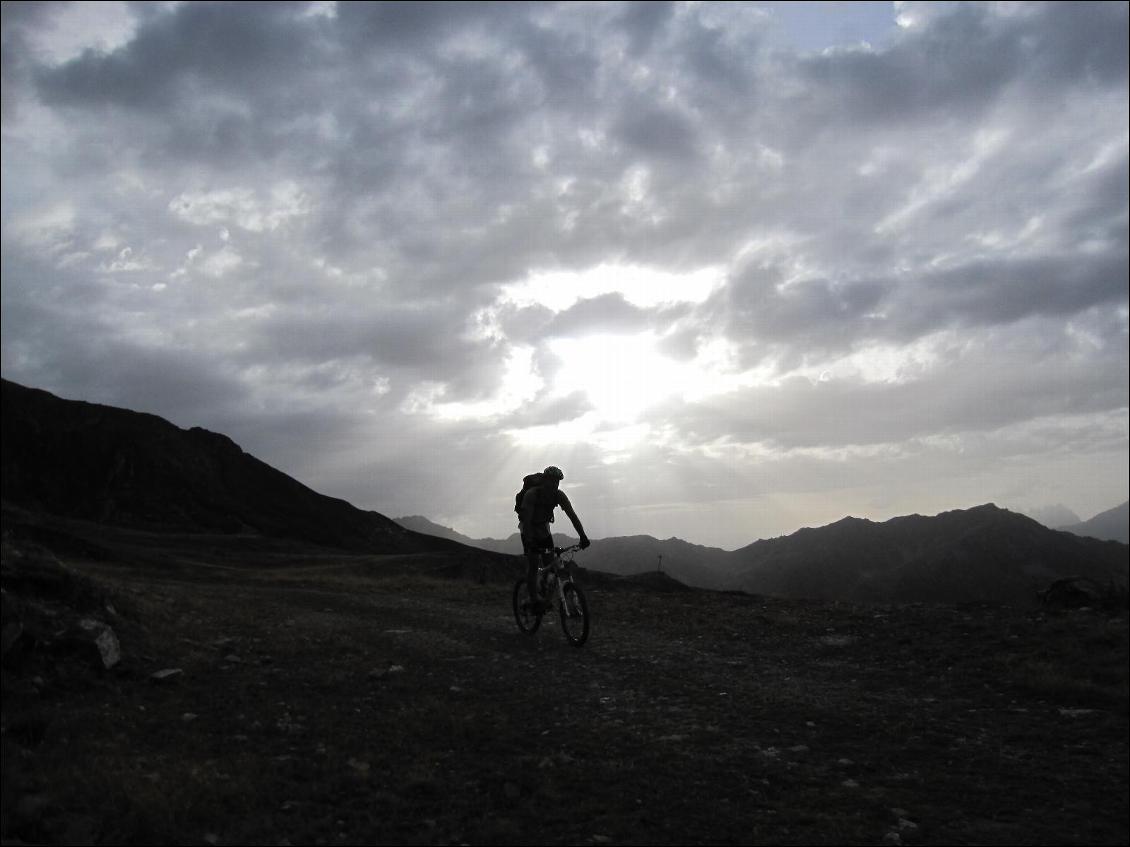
[543,465,564,481]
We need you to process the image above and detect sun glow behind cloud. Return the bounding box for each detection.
[551,333,678,424]
[410,346,543,422]
[504,330,758,458]
[470,263,740,450]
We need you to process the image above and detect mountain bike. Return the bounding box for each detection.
[512,544,590,647]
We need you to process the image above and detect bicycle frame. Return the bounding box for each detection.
[536,547,578,604]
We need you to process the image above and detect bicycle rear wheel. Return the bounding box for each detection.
[558,581,589,646]
[512,578,541,634]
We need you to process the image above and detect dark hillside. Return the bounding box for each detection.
[1,380,487,559]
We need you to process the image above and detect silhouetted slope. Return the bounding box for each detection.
[728,504,1128,605]
[393,515,519,552]
[1,380,475,556]
[579,534,732,589]
[393,517,734,587]
[1062,501,1129,544]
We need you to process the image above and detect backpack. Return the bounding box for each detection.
[514,472,556,522]
[514,473,544,514]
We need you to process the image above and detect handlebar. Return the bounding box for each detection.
[554,543,585,555]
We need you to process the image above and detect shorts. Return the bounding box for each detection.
[519,522,552,555]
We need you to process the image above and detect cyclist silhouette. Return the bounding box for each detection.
[518,466,590,612]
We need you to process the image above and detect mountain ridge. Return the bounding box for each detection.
[1,379,496,561]
[400,506,1127,607]
[1060,501,1129,544]
[4,379,1125,607]
[728,502,1127,605]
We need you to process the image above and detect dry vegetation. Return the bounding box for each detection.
[3,534,1127,846]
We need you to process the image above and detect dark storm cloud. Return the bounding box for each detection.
[714,249,1128,367]
[893,252,1129,336]
[658,325,1129,451]
[334,1,512,54]
[248,302,506,402]
[253,305,480,369]
[35,2,325,112]
[616,0,677,58]
[612,101,702,162]
[501,391,593,429]
[721,267,890,360]
[546,294,652,337]
[0,1,45,122]
[790,2,1127,127]
[0,291,249,429]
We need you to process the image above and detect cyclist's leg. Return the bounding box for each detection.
[525,525,553,606]
[525,550,540,604]
[522,525,547,605]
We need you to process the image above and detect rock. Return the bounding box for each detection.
[74,618,121,669]
[1039,577,1105,609]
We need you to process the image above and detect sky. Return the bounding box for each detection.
[2,1,1127,549]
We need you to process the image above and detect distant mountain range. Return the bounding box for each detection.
[1059,502,1129,544]
[400,506,1128,606]
[393,515,735,588]
[3,379,1125,607]
[724,506,1126,605]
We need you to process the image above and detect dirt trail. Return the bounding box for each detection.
[4,554,1128,845]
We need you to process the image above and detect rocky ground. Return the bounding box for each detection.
[2,532,1127,846]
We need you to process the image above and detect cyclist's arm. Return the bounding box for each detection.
[556,491,589,544]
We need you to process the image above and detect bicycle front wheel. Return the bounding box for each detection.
[513,578,541,635]
[558,581,589,647]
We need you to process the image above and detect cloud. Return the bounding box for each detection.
[2,1,1126,545]
[502,391,594,430]
[656,312,1129,452]
[546,293,653,337]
